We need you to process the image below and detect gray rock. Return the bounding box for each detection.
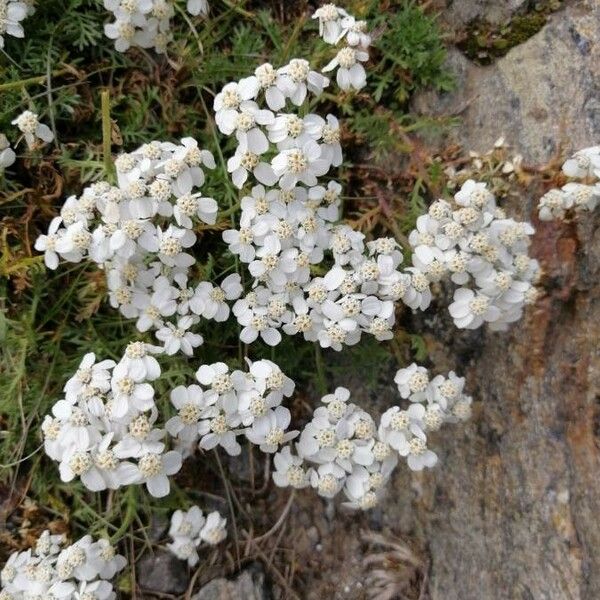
[413,0,600,163]
[136,549,189,596]
[432,0,528,30]
[192,565,268,600]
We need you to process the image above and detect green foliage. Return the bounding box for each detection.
[367,0,454,105]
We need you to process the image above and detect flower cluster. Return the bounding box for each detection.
[1,531,126,599]
[0,0,35,49]
[408,179,541,330]
[314,4,372,91]
[103,0,209,54]
[272,364,472,510]
[167,359,297,458]
[166,506,227,566]
[42,343,184,498]
[538,146,600,221]
[34,137,234,357]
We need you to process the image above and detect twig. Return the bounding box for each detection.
[214,450,241,569]
[249,490,295,544]
[244,536,301,600]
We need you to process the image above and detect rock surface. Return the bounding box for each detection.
[136,549,189,596]
[413,0,600,163]
[398,210,600,599]
[431,0,528,30]
[402,1,600,598]
[193,565,268,600]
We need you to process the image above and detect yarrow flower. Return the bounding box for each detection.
[537,146,600,221]
[11,109,54,149]
[32,5,542,523]
[0,133,16,169]
[273,365,472,509]
[166,505,227,566]
[0,0,34,49]
[0,531,126,599]
[103,0,210,54]
[34,137,230,357]
[42,344,185,498]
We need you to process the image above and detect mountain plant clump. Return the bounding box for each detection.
[1,1,545,591]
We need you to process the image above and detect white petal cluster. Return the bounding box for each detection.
[408,179,541,330]
[34,138,232,357]
[538,146,600,221]
[11,110,54,149]
[272,364,471,510]
[166,506,226,566]
[215,58,416,350]
[0,531,126,600]
[0,133,16,169]
[316,5,371,91]
[0,0,35,49]
[213,61,331,188]
[42,344,184,498]
[103,0,209,54]
[167,359,297,457]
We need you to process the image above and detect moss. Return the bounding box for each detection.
[458,1,563,64]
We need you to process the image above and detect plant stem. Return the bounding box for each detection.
[0,68,70,92]
[109,487,137,543]
[100,89,114,181]
[314,343,327,396]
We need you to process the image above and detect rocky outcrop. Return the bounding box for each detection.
[402,2,600,598]
[413,0,600,163]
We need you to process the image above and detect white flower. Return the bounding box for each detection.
[120,341,162,380]
[82,435,139,491]
[155,315,203,356]
[394,363,429,399]
[227,134,277,189]
[538,189,569,221]
[0,1,29,49]
[237,306,282,346]
[272,446,308,488]
[189,274,243,321]
[0,133,16,169]
[310,462,345,498]
[254,62,287,110]
[169,505,205,539]
[245,406,297,453]
[271,140,330,189]
[186,0,209,16]
[166,384,216,442]
[448,288,501,329]
[277,58,329,105]
[200,511,227,545]
[562,146,600,179]
[173,193,218,228]
[312,4,347,44]
[33,217,64,270]
[167,535,200,566]
[340,16,371,48]
[322,47,368,91]
[135,450,182,497]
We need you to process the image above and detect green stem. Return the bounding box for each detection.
[313,343,327,396]
[100,89,115,181]
[0,69,70,92]
[109,487,138,543]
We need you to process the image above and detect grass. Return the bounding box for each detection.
[0,0,456,594]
